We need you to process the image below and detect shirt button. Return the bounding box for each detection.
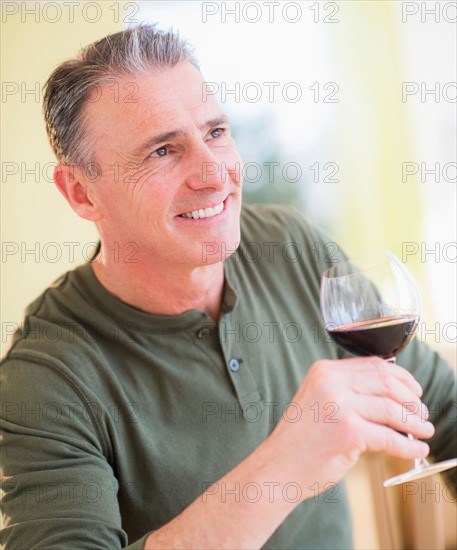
[228,358,240,372]
[197,327,211,339]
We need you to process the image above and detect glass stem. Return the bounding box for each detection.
[389,356,430,471]
[407,433,431,469]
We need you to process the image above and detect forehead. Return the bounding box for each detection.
[84,62,223,154]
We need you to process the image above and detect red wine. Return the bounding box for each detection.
[326,316,419,359]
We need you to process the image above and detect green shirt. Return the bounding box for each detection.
[1,204,456,549]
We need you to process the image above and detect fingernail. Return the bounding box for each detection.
[424,421,435,436]
[415,381,423,396]
[418,442,429,455]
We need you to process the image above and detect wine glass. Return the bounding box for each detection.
[320,251,457,486]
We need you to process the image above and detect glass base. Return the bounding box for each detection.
[383,457,457,487]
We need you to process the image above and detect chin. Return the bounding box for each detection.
[199,232,241,266]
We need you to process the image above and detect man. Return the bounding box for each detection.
[1,24,455,549]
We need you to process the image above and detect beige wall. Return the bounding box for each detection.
[1,2,121,355]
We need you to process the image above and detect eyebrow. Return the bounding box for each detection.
[131,116,230,157]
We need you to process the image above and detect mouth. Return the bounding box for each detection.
[178,200,225,220]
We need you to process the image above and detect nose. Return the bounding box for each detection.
[184,141,234,192]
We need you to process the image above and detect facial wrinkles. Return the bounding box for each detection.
[98,122,238,231]
[86,68,239,237]
[94,82,224,163]
[131,168,164,231]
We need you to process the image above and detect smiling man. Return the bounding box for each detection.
[1,25,456,550]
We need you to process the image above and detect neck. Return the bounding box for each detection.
[91,248,225,324]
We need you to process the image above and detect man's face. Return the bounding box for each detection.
[82,62,243,268]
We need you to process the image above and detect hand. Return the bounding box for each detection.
[269,357,434,492]
[146,356,433,549]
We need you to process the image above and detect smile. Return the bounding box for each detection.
[179,201,224,219]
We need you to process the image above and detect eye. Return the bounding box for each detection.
[210,128,225,139]
[151,146,169,157]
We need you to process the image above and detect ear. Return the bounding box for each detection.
[54,164,103,222]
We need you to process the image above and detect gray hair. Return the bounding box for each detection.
[43,24,198,170]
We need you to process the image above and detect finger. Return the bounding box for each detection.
[364,423,430,459]
[340,356,424,397]
[384,362,424,398]
[352,367,426,416]
[355,396,435,440]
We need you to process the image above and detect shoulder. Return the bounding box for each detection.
[241,203,313,233]
[240,203,329,241]
[2,263,96,364]
[1,263,115,455]
[2,265,102,380]
[239,203,344,268]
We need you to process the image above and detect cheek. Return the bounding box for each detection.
[224,147,244,184]
[91,179,134,224]
[211,143,243,177]
[123,172,176,225]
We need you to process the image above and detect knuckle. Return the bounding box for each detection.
[371,356,388,371]
[310,360,334,385]
[311,359,331,375]
[381,374,395,395]
[383,432,398,455]
[338,415,359,445]
[384,398,399,423]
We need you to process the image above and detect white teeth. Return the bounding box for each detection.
[180,201,224,219]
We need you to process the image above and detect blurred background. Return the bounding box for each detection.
[1,1,456,547]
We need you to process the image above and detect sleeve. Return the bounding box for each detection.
[0,357,149,549]
[396,338,457,488]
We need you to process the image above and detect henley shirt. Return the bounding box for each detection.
[1,204,456,549]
